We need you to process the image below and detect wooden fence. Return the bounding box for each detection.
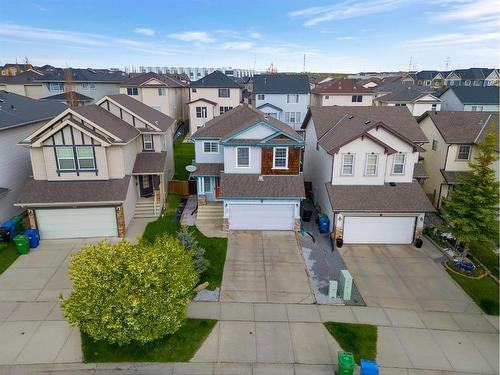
[168,180,190,196]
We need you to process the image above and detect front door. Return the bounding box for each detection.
[139,175,154,197]
[215,177,220,199]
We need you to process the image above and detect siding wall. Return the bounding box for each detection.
[254,93,309,130]
[223,146,261,174]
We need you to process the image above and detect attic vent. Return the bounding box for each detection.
[258,175,264,182]
[364,120,371,125]
[348,115,354,119]
[87,68,96,74]
[389,182,396,187]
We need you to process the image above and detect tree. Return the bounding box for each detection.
[440,132,499,260]
[60,235,199,346]
[177,227,209,273]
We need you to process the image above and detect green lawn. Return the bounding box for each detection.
[469,241,499,279]
[143,194,227,289]
[0,242,19,274]
[173,137,195,181]
[324,322,377,364]
[446,270,499,315]
[81,319,216,362]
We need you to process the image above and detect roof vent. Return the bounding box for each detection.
[10,104,15,110]
[258,175,264,182]
[348,115,354,119]
[389,182,396,187]
[364,120,371,125]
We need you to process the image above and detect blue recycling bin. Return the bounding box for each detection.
[318,215,330,233]
[1,220,17,238]
[360,359,379,375]
[24,229,40,249]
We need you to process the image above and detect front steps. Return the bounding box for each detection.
[134,198,160,218]
[196,202,227,237]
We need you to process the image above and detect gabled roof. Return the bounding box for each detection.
[42,91,93,101]
[256,103,283,112]
[190,70,241,88]
[0,90,67,131]
[417,111,498,144]
[376,86,441,103]
[102,94,176,132]
[121,72,186,87]
[253,74,310,94]
[439,86,499,105]
[187,98,217,106]
[38,68,128,83]
[311,78,372,94]
[0,70,45,85]
[415,70,440,81]
[191,104,302,141]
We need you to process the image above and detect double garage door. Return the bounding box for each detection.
[228,203,295,230]
[36,207,118,239]
[343,216,416,244]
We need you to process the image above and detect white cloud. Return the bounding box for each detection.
[289,0,411,26]
[168,31,214,43]
[249,31,262,39]
[434,0,499,22]
[134,27,155,36]
[408,32,499,47]
[336,36,358,40]
[219,42,254,50]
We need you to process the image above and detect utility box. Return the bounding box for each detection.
[339,270,353,300]
[328,280,338,299]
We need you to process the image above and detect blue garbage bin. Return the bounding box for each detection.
[1,220,17,238]
[360,359,379,375]
[24,229,40,249]
[318,215,330,233]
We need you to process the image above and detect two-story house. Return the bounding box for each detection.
[438,87,500,112]
[15,94,176,239]
[373,86,443,116]
[187,71,242,134]
[189,104,305,231]
[120,72,189,121]
[303,106,434,245]
[417,111,498,208]
[310,78,375,107]
[0,91,67,223]
[252,74,310,130]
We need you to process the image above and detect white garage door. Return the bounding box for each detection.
[36,207,118,239]
[228,203,295,230]
[343,216,416,244]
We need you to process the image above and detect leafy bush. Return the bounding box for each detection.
[60,235,199,346]
[177,226,209,273]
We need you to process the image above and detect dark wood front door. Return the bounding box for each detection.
[139,175,154,197]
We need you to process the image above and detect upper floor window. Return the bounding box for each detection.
[432,140,438,151]
[56,146,95,171]
[158,88,166,96]
[284,112,301,124]
[431,103,437,111]
[192,88,197,93]
[257,94,265,100]
[287,94,299,103]
[273,147,288,169]
[81,82,96,90]
[76,146,95,169]
[219,106,233,115]
[49,82,64,92]
[352,95,362,103]
[471,105,483,111]
[196,107,207,118]
[236,147,250,167]
[457,145,471,160]
[341,154,354,176]
[143,134,154,151]
[203,141,219,153]
[365,154,378,176]
[56,147,75,170]
[325,95,330,99]
[395,103,407,107]
[127,87,138,96]
[218,88,230,98]
[392,154,406,174]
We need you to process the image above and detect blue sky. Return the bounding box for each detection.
[0,0,498,72]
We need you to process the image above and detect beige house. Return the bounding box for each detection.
[418,111,498,208]
[120,72,189,121]
[310,78,375,107]
[15,94,176,239]
[188,71,242,134]
[0,70,45,98]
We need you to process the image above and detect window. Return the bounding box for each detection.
[341,154,354,176]
[457,145,471,160]
[49,82,64,92]
[273,147,288,169]
[127,87,138,95]
[287,94,299,103]
[395,103,407,107]
[471,105,483,112]
[266,112,278,119]
[351,95,362,102]
[196,107,207,118]
[257,94,265,100]
[431,104,437,111]
[218,88,230,98]
[143,134,154,151]
[284,112,301,123]
[219,106,233,115]
[192,88,197,93]
[203,141,219,153]
[325,95,330,99]
[236,147,250,167]
[365,154,378,176]
[432,140,438,151]
[158,88,166,96]
[392,154,405,174]
[76,146,95,169]
[55,147,75,170]
[203,177,212,193]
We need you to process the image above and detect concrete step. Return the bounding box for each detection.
[136,203,155,208]
[134,213,159,218]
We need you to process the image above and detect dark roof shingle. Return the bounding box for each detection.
[132,152,167,174]
[191,163,224,176]
[312,78,372,94]
[440,86,499,105]
[191,71,241,88]
[253,74,310,94]
[121,72,186,87]
[220,173,305,199]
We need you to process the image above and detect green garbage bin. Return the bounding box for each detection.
[338,351,355,375]
[11,215,23,233]
[13,234,29,255]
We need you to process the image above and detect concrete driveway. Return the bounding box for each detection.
[339,239,479,313]
[221,231,314,304]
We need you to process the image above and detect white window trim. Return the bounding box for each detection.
[236,146,251,168]
[341,154,354,176]
[76,146,95,170]
[143,134,154,151]
[391,153,406,175]
[272,147,288,169]
[456,145,472,161]
[203,141,219,153]
[364,153,378,176]
[202,176,212,193]
[55,146,76,170]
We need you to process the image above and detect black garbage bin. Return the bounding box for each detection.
[415,238,423,248]
[0,227,9,243]
[302,209,313,222]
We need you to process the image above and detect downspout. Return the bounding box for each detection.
[438,144,451,208]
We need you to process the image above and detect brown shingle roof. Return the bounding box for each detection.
[132,152,167,174]
[121,72,186,87]
[220,173,305,199]
[440,169,471,184]
[191,104,302,141]
[15,177,131,206]
[311,78,373,94]
[106,94,176,132]
[418,111,498,144]
[325,182,435,212]
[413,163,428,179]
[191,163,224,176]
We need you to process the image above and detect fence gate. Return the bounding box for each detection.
[168,180,189,196]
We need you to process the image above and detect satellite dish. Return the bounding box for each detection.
[185,165,197,172]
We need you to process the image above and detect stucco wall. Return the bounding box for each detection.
[321,93,375,106]
[223,146,261,174]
